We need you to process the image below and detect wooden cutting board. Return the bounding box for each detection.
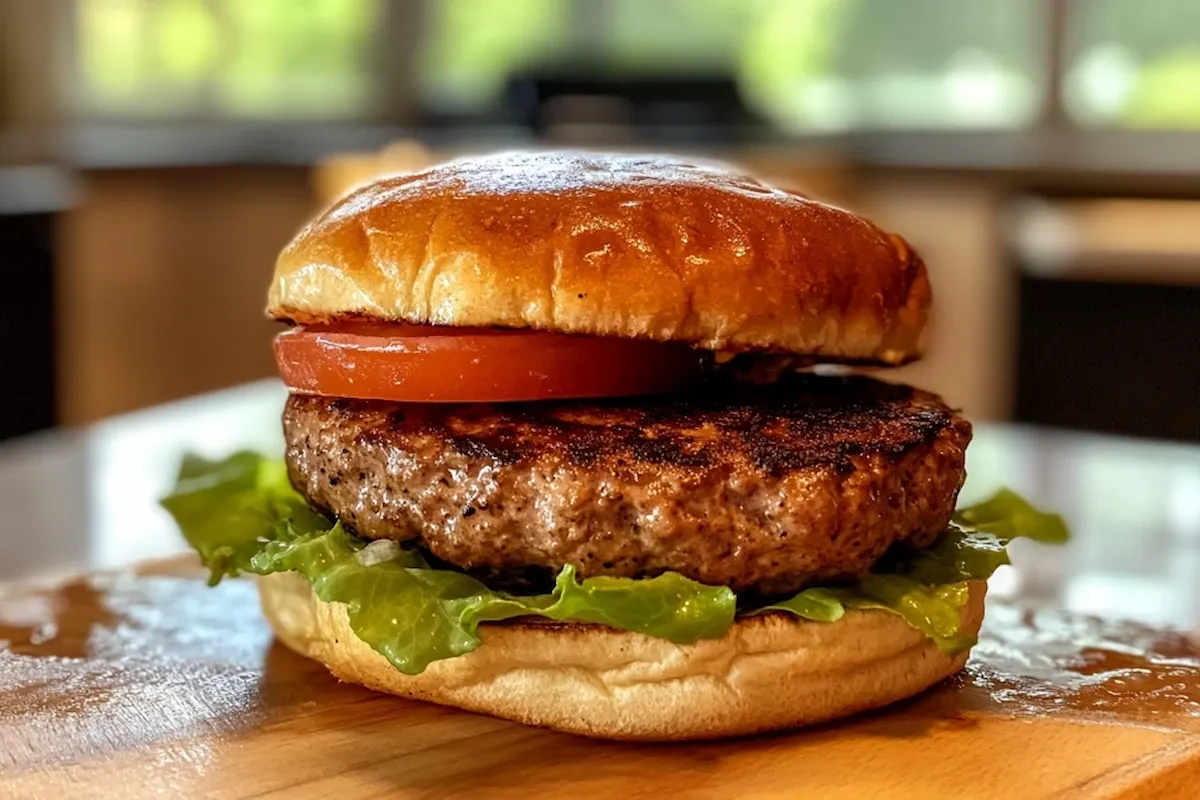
[1,560,1197,800]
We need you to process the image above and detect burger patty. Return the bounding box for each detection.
[283,375,971,596]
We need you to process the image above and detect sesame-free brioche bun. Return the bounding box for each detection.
[268,151,930,365]
[258,572,984,741]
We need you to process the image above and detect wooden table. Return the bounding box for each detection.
[1,381,1198,798]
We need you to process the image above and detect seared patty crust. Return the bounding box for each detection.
[283,376,971,596]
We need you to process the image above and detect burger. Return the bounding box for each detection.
[162,151,1066,740]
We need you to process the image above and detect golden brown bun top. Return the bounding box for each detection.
[269,151,930,364]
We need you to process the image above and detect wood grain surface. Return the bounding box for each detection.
[1,559,1198,800]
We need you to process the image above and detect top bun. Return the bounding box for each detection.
[268,151,930,364]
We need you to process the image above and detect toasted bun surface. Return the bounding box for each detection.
[259,572,984,740]
[268,151,930,365]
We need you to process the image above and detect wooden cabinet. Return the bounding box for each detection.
[56,166,314,424]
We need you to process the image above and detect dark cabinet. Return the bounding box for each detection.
[0,211,56,440]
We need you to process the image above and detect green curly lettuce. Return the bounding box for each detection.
[162,452,1067,673]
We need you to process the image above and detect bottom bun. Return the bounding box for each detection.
[259,572,985,741]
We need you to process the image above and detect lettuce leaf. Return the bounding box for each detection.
[953,488,1070,544]
[162,453,733,673]
[758,493,1069,652]
[257,524,735,673]
[160,452,330,585]
[759,532,1002,653]
[161,452,1066,672]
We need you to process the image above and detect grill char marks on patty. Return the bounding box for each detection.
[283,375,972,596]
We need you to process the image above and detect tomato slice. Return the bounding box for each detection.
[273,322,707,403]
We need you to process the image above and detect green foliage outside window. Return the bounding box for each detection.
[78,0,378,117]
[77,0,1200,128]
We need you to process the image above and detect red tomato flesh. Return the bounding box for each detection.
[274,322,706,403]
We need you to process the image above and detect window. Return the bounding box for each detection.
[74,0,381,119]
[1066,0,1200,127]
[71,0,1200,132]
[746,0,1043,130]
[418,0,569,113]
[419,0,1044,131]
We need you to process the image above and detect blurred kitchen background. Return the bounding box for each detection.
[1,0,1198,444]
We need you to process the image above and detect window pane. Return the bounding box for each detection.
[1066,0,1200,127]
[418,0,570,112]
[76,0,381,118]
[419,0,1044,131]
[745,0,1043,130]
